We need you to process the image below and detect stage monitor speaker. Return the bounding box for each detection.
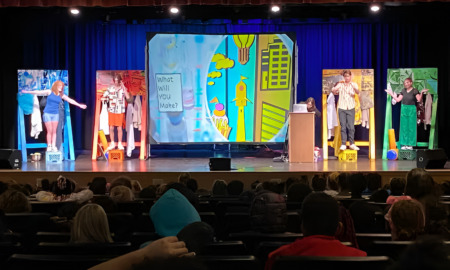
[416,149,448,169]
[0,149,22,169]
[209,157,231,171]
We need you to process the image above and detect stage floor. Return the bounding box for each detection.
[1,154,448,190]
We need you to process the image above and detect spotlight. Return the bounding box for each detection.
[271,5,281,13]
[69,8,80,15]
[169,7,180,14]
[369,3,381,13]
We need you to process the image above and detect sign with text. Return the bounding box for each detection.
[156,73,183,112]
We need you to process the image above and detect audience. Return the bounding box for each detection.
[311,175,326,192]
[227,180,244,196]
[110,175,133,190]
[211,179,227,196]
[286,183,312,203]
[70,203,113,243]
[250,184,287,233]
[186,178,198,194]
[89,177,107,195]
[265,192,366,270]
[178,172,191,186]
[109,185,135,202]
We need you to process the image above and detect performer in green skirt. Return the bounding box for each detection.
[385,78,428,150]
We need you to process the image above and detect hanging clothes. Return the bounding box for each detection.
[133,95,142,130]
[360,91,373,129]
[327,93,338,139]
[99,100,109,135]
[126,97,135,157]
[55,100,65,152]
[424,93,433,130]
[30,95,43,139]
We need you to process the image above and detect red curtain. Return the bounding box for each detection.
[0,0,441,7]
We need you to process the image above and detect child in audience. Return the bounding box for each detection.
[70,203,113,243]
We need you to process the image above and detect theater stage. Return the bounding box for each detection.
[1,153,450,190]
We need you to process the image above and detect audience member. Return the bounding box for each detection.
[89,236,196,270]
[0,181,8,195]
[386,177,410,204]
[404,168,449,238]
[335,172,351,198]
[0,189,31,213]
[286,183,312,203]
[89,177,107,195]
[324,172,339,197]
[110,175,133,190]
[311,175,326,192]
[370,188,389,202]
[285,177,300,194]
[130,179,143,194]
[348,173,367,199]
[211,179,227,196]
[262,179,285,195]
[265,192,366,270]
[176,221,214,255]
[164,182,199,209]
[36,176,93,203]
[109,185,135,202]
[227,180,244,196]
[70,203,113,243]
[363,172,382,195]
[387,235,449,270]
[186,178,198,194]
[150,189,200,238]
[250,186,287,233]
[178,172,191,186]
[385,199,425,241]
[139,185,157,199]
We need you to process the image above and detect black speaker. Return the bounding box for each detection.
[0,149,22,169]
[209,157,231,171]
[416,149,448,169]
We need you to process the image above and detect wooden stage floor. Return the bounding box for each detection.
[1,154,449,189]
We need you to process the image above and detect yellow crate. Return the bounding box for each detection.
[108,149,124,161]
[338,150,358,162]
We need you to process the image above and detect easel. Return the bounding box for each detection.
[17,97,75,162]
[321,69,376,160]
[382,68,438,159]
[91,70,148,160]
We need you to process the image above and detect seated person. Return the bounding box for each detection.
[265,192,366,270]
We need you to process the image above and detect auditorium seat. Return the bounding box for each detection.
[355,233,392,253]
[30,201,73,216]
[228,231,303,252]
[106,212,135,241]
[199,211,218,229]
[6,254,116,270]
[133,212,155,232]
[35,232,71,243]
[201,241,248,256]
[4,213,58,233]
[130,232,161,248]
[199,255,260,270]
[272,255,393,270]
[116,201,145,216]
[35,241,133,255]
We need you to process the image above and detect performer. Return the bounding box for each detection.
[331,70,360,151]
[385,78,428,150]
[22,80,87,152]
[102,74,130,151]
[305,97,321,117]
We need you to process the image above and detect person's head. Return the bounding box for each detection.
[386,200,425,241]
[306,97,316,112]
[366,172,382,192]
[349,173,367,198]
[89,177,107,195]
[286,183,312,203]
[311,176,326,192]
[301,192,339,236]
[52,175,76,196]
[113,73,122,85]
[211,179,227,196]
[390,177,407,196]
[0,189,31,213]
[327,172,340,191]
[109,185,135,202]
[342,70,352,83]
[110,175,132,190]
[139,185,157,199]
[227,180,244,196]
[405,168,437,200]
[338,172,350,192]
[178,173,191,185]
[262,179,284,194]
[163,182,199,210]
[51,80,64,96]
[177,222,214,255]
[285,177,299,192]
[186,178,198,193]
[70,203,113,243]
[403,77,413,89]
[41,179,50,191]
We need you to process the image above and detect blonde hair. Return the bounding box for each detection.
[70,204,113,243]
[51,80,64,97]
[109,185,135,202]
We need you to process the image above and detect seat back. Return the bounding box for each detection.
[272,256,392,270]
[6,254,115,270]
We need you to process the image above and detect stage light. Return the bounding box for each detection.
[169,7,179,14]
[369,3,381,13]
[271,5,281,13]
[69,8,80,15]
